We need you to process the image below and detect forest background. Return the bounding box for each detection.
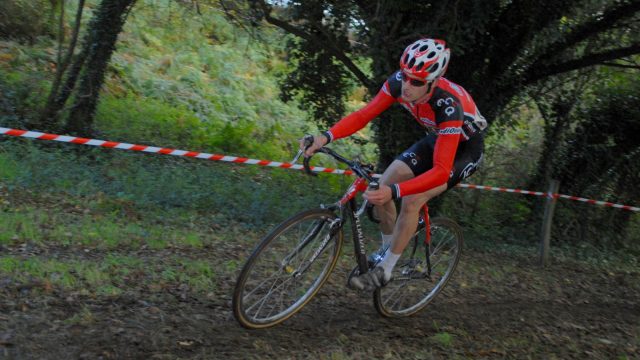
[0,0,639,358]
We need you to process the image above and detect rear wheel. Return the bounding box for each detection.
[233,209,343,329]
[373,217,462,317]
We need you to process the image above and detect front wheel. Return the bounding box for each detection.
[374,217,463,317]
[233,209,343,329]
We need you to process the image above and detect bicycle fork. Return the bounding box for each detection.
[282,217,342,278]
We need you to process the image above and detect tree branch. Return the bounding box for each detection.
[532,0,640,66]
[525,43,640,85]
[56,0,65,67]
[601,62,640,69]
[254,0,374,89]
[484,0,575,85]
[219,0,255,38]
[37,0,86,129]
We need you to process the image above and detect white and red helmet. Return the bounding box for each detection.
[400,38,450,81]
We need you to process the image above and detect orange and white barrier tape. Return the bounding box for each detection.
[456,184,639,212]
[1,127,638,212]
[0,127,354,176]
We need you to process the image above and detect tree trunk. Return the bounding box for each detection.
[64,0,136,136]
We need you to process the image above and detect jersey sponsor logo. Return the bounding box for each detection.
[395,71,402,81]
[419,117,436,126]
[436,96,457,117]
[402,151,419,166]
[438,127,462,135]
[460,154,483,179]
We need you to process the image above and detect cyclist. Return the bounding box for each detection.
[301,38,486,291]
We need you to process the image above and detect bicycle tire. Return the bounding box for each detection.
[233,209,343,329]
[373,217,463,317]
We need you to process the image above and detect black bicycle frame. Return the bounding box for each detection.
[346,198,370,274]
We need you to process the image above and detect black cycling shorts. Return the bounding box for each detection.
[395,133,484,189]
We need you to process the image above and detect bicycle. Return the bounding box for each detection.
[232,136,464,329]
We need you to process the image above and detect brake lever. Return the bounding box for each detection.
[291,149,304,165]
[292,134,317,176]
[356,181,379,217]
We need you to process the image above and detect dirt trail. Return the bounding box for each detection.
[1,250,638,359]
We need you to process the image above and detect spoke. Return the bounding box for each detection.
[242,265,286,301]
[376,221,461,317]
[430,232,455,256]
[246,273,297,317]
[235,211,341,327]
[429,253,452,270]
[384,280,410,309]
[279,222,316,266]
[245,224,333,320]
[249,275,285,319]
[268,270,296,319]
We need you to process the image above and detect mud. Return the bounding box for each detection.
[1,245,638,359]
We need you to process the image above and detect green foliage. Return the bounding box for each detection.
[546,74,640,245]
[250,0,640,167]
[97,1,312,159]
[0,0,55,43]
[0,44,52,128]
[279,36,350,128]
[96,95,209,149]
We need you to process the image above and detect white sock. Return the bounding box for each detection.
[381,232,393,248]
[379,251,400,281]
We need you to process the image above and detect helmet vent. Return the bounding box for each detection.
[411,43,420,50]
[404,53,410,64]
[408,57,416,68]
[427,51,436,59]
[428,62,440,73]
[416,61,424,70]
[419,45,429,52]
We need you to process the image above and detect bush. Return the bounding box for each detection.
[0,0,55,43]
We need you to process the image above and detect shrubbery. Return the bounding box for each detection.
[0,0,55,43]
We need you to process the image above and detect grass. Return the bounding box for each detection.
[0,253,222,294]
[0,140,353,226]
[0,189,248,295]
[429,332,455,348]
[0,210,43,244]
[0,155,636,302]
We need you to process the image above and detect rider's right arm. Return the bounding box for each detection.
[323,86,395,143]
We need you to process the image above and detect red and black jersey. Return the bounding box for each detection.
[325,70,486,197]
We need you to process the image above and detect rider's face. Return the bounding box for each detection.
[401,72,431,102]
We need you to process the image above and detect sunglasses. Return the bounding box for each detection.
[401,72,427,87]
